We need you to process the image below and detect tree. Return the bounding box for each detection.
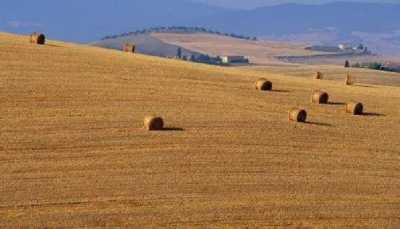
[345,60,350,68]
[176,48,182,59]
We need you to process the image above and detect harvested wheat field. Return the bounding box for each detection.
[153,32,318,65]
[1,32,400,228]
[242,64,400,87]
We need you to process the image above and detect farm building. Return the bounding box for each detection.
[220,56,249,65]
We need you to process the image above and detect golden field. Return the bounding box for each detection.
[241,64,400,87]
[153,32,320,65]
[1,32,400,228]
[154,32,398,67]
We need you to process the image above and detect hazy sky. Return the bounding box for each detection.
[192,0,400,9]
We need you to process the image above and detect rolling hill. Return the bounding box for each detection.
[94,30,388,67]
[92,30,317,64]
[2,1,400,48]
[1,32,400,227]
[152,32,381,65]
[92,33,201,58]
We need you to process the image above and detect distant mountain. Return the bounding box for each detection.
[1,1,400,44]
[191,0,400,9]
[200,2,400,36]
[0,0,226,42]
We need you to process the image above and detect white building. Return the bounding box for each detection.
[220,56,249,64]
[338,44,351,50]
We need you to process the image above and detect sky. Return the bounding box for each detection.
[192,0,400,9]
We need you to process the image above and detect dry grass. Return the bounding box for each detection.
[241,64,400,87]
[1,32,400,228]
[153,32,319,65]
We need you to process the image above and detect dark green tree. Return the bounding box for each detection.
[345,60,350,68]
[176,47,182,59]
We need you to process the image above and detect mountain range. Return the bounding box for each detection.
[1,1,400,43]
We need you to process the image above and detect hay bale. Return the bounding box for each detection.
[345,72,353,85]
[311,90,329,104]
[255,78,272,91]
[123,43,136,53]
[315,71,323,80]
[289,109,307,123]
[346,102,363,115]
[30,32,45,45]
[144,115,164,131]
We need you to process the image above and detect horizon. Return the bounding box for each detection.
[1,0,400,48]
[191,0,400,9]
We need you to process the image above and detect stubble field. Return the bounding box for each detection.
[1,32,400,228]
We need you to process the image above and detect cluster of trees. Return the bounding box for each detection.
[102,26,257,41]
[349,61,400,73]
[351,62,383,70]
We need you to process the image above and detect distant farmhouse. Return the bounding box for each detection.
[181,54,249,66]
[338,43,369,53]
[220,56,249,65]
[338,44,351,50]
[174,47,250,66]
[306,43,370,55]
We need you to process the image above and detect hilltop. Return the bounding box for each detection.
[92,27,258,61]
[94,29,389,67]
[1,32,400,227]
[2,1,400,55]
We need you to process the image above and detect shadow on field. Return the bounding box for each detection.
[363,112,385,117]
[47,44,62,48]
[354,84,376,88]
[305,121,332,127]
[272,89,291,93]
[328,101,346,106]
[162,127,184,131]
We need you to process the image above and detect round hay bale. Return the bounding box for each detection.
[315,71,323,80]
[346,102,363,115]
[255,78,272,91]
[144,115,164,131]
[311,90,329,104]
[289,109,307,123]
[30,32,45,45]
[123,43,136,53]
[345,73,353,85]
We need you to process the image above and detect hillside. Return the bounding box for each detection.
[153,32,384,66]
[94,31,324,64]
[92,27,260,61]
[154,32,314,64]
[1,32,400,228]
[92,33,200,58]
[241,64,400,87]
